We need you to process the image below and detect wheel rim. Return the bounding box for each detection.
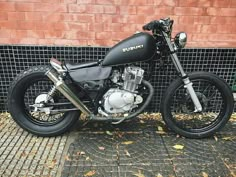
[169,79,227,133]
[21,76,68,126]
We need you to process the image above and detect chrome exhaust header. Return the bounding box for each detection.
[46,69,91,116]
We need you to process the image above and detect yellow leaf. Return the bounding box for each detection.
[121,141,134,145]
[133,170,145,177]
[65,155,70,161]
[106,131,113,136]
[157,126,163,131]
[156,173,163,177]
[222,136,235,141]
[202,172,208,177]
[48,159,56,169]
[124,149,131,157]
[84,170,96,177]
[173,144,184,150]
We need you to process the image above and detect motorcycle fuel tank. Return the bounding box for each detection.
[102,32,156,66]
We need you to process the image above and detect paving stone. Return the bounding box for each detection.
[61,119,236,177]
[0,117,69,177]
[1,114,235,177]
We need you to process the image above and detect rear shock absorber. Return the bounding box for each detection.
[45,85,57,103]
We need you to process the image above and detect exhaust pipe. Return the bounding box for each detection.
[46,69,91,116]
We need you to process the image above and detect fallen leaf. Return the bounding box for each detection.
[86,157,90,161]
[140,120,145,124]
[115,131,124,138]
[173,144,184,150]
[156,173,163,177]
[222,136,235,141]
[77,151,85,155]
[133,170,145,177]
[106,131,113,136]
[48,159,56,169]
[21,151,27,157]
[157,126,163,131]
[98,146,105,150]
[121,141,134,145]
[214,135,218,142]
[124,149,131,157]
[84,170,96,177]
[65,155,70,161]
[202,172,208,177]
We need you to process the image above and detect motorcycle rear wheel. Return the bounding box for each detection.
[7,66,81,137]
[161,72,234,138]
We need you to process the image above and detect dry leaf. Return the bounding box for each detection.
[86,157,90,161]
[48,159,56,169]
[116,132,124,138]
[106,131,113,136]
[84,170,96,177]
[122,141,134,145]
[124,149,131,157]
[156,173,163,177]
[222,136,235,141]
[21,151,27,157]
[133,170,145,177]
[140,120,145,124]
[214,136,218,142]
[173,144,184,150]
[157,126,163,131]
[77,151,86,155]
[98,146,105,150]
[65,155,70,161]
[202,172,208,177]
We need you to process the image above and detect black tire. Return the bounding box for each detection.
[7,65,81,137]
[161,72,234,138]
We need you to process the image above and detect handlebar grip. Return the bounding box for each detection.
[142,24,151,31]
[142,20,160,31]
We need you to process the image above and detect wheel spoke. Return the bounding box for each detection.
[170,79,224,131]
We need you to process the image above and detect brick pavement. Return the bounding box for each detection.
[0,113,69,177]
[0,113,235,177]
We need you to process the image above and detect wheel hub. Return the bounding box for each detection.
[182,92,208,113]
[30,93,54,114]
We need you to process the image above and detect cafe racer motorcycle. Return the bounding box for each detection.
[8,18,234,138]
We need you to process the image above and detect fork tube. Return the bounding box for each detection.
[162,32,202,112]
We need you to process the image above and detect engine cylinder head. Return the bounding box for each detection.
[122,67,144,92]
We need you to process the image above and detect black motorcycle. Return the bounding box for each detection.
[7,18,234,138]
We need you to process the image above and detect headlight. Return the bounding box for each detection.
[174,32,187,48]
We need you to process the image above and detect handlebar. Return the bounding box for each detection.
[142,20,160,31]
[143,18,173,33]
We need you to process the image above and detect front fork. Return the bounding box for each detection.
[163,32,202,112]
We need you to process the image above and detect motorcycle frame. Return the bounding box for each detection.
[46,30,203,122]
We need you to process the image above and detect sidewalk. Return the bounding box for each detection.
[0,113,235,177]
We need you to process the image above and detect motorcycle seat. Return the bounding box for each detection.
[65,61,99,71]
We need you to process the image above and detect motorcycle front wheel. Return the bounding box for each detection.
[7,66,81,137]
[161,72,234,138]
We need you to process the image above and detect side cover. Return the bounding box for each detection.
[102,32,156,66]
[69,66,112,82]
